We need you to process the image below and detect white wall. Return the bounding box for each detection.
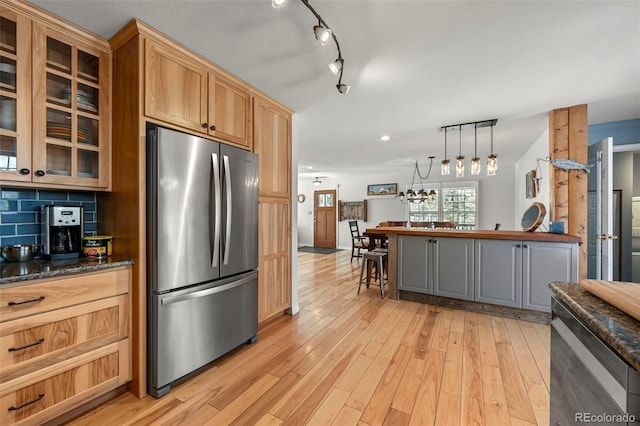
[297,166,517,249]
[514,129,550,228]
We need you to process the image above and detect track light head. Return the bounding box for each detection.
[329,57,343,75]
[272,0,286,8]
[313,24,332,46]
[336,83,350,94]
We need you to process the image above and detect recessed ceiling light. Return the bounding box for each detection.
[380,135,391,142]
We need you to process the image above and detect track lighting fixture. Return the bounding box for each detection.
[273,0,350,94]
[329,57,343,75]
[313,23,332,45]
[440,119,498,177]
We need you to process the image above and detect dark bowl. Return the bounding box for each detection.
[0,244,40,262]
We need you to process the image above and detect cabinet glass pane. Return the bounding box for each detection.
[77,82,98,113]
[0,135,17,171]
[77,50,99,83]
[46,109,72,142]
[78,116,98,146]
[0,57,16,93]
[46,73,71,107]
[46,37,71,73]
[78,149,98,178]
[0,17,17,54]
[46,144,71,176]
[0,95,16,131]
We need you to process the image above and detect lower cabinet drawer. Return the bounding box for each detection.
[0,338,130,426]
[0,294,129,382]
[0,268,130,322]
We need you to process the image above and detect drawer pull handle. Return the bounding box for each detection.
[8,296,45,306]
[8,393,45,411]
[9,338,45,352]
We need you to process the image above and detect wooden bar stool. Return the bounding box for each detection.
[357,251,387,298]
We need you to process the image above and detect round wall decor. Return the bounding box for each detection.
[521,202,546,232]
[297,194,306,203]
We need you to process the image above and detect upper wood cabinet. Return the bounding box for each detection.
[0,2,111,190]
[144,39,251,149]
[253,95,291,198]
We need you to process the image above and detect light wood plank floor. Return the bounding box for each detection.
[70,251,551,425]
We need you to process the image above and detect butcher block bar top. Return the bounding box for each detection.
[364,226,582,243]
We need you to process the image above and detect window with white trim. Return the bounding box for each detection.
[406,182,478,229]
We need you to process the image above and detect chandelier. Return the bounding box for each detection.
[273,0,350,94]
[398,157,437,204]
[440,119,498,177]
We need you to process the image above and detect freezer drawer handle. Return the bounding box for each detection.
[223,154,232,265]
[8,338,45,352]
[160,274,255,306]
[8,296,45,306]
[9,393,45,411]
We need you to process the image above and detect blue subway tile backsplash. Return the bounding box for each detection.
[0,187,98,251]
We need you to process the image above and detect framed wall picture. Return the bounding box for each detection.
[526,170,537,199]
[367,183,398,196]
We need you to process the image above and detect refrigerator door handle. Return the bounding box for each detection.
[223,154,232,265]
[212,153,221,268]
[160,274,255,305]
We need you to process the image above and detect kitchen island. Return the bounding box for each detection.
[364,226,581,321]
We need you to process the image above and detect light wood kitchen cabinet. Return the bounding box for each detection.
[0,6,31,184]
[258,198,291,322]
[253,95,291,198]
[0,267,131,425]
[253,94,292,322]
[0,1,111,190]
[144,38,251,149]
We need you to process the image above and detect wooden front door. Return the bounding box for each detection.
[313,190,337,248]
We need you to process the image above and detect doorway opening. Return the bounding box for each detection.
[313,189,337,248]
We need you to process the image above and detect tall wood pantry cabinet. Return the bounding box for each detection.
[104,19,293,397]
[0,1,111,190]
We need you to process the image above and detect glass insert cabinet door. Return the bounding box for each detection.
[0,9,32,182]
[31,23,110,188]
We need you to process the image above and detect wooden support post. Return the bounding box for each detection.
[549,104,588,280]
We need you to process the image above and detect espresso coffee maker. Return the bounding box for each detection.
[41,205,84,260]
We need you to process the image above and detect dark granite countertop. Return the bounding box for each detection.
[0,257,134,287]
[550,282,640,372]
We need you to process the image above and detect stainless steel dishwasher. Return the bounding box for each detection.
[550,297,640,425]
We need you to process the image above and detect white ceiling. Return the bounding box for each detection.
[31,0,640,181]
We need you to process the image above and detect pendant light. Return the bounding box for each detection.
[471,123,481,175]
[441,127,450,175]
[456,125,464,178]
[487,124,498,176]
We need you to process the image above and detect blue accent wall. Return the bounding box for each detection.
[0,187,97,250]
[588,118,640,145]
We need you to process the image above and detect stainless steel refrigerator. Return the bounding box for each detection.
[146,124,259,398]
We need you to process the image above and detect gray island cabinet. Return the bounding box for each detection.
[371,227,581,315]
[398,236,474,300]
[475,239,578,312]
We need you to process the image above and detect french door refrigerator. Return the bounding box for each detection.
[146,124,259,398]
